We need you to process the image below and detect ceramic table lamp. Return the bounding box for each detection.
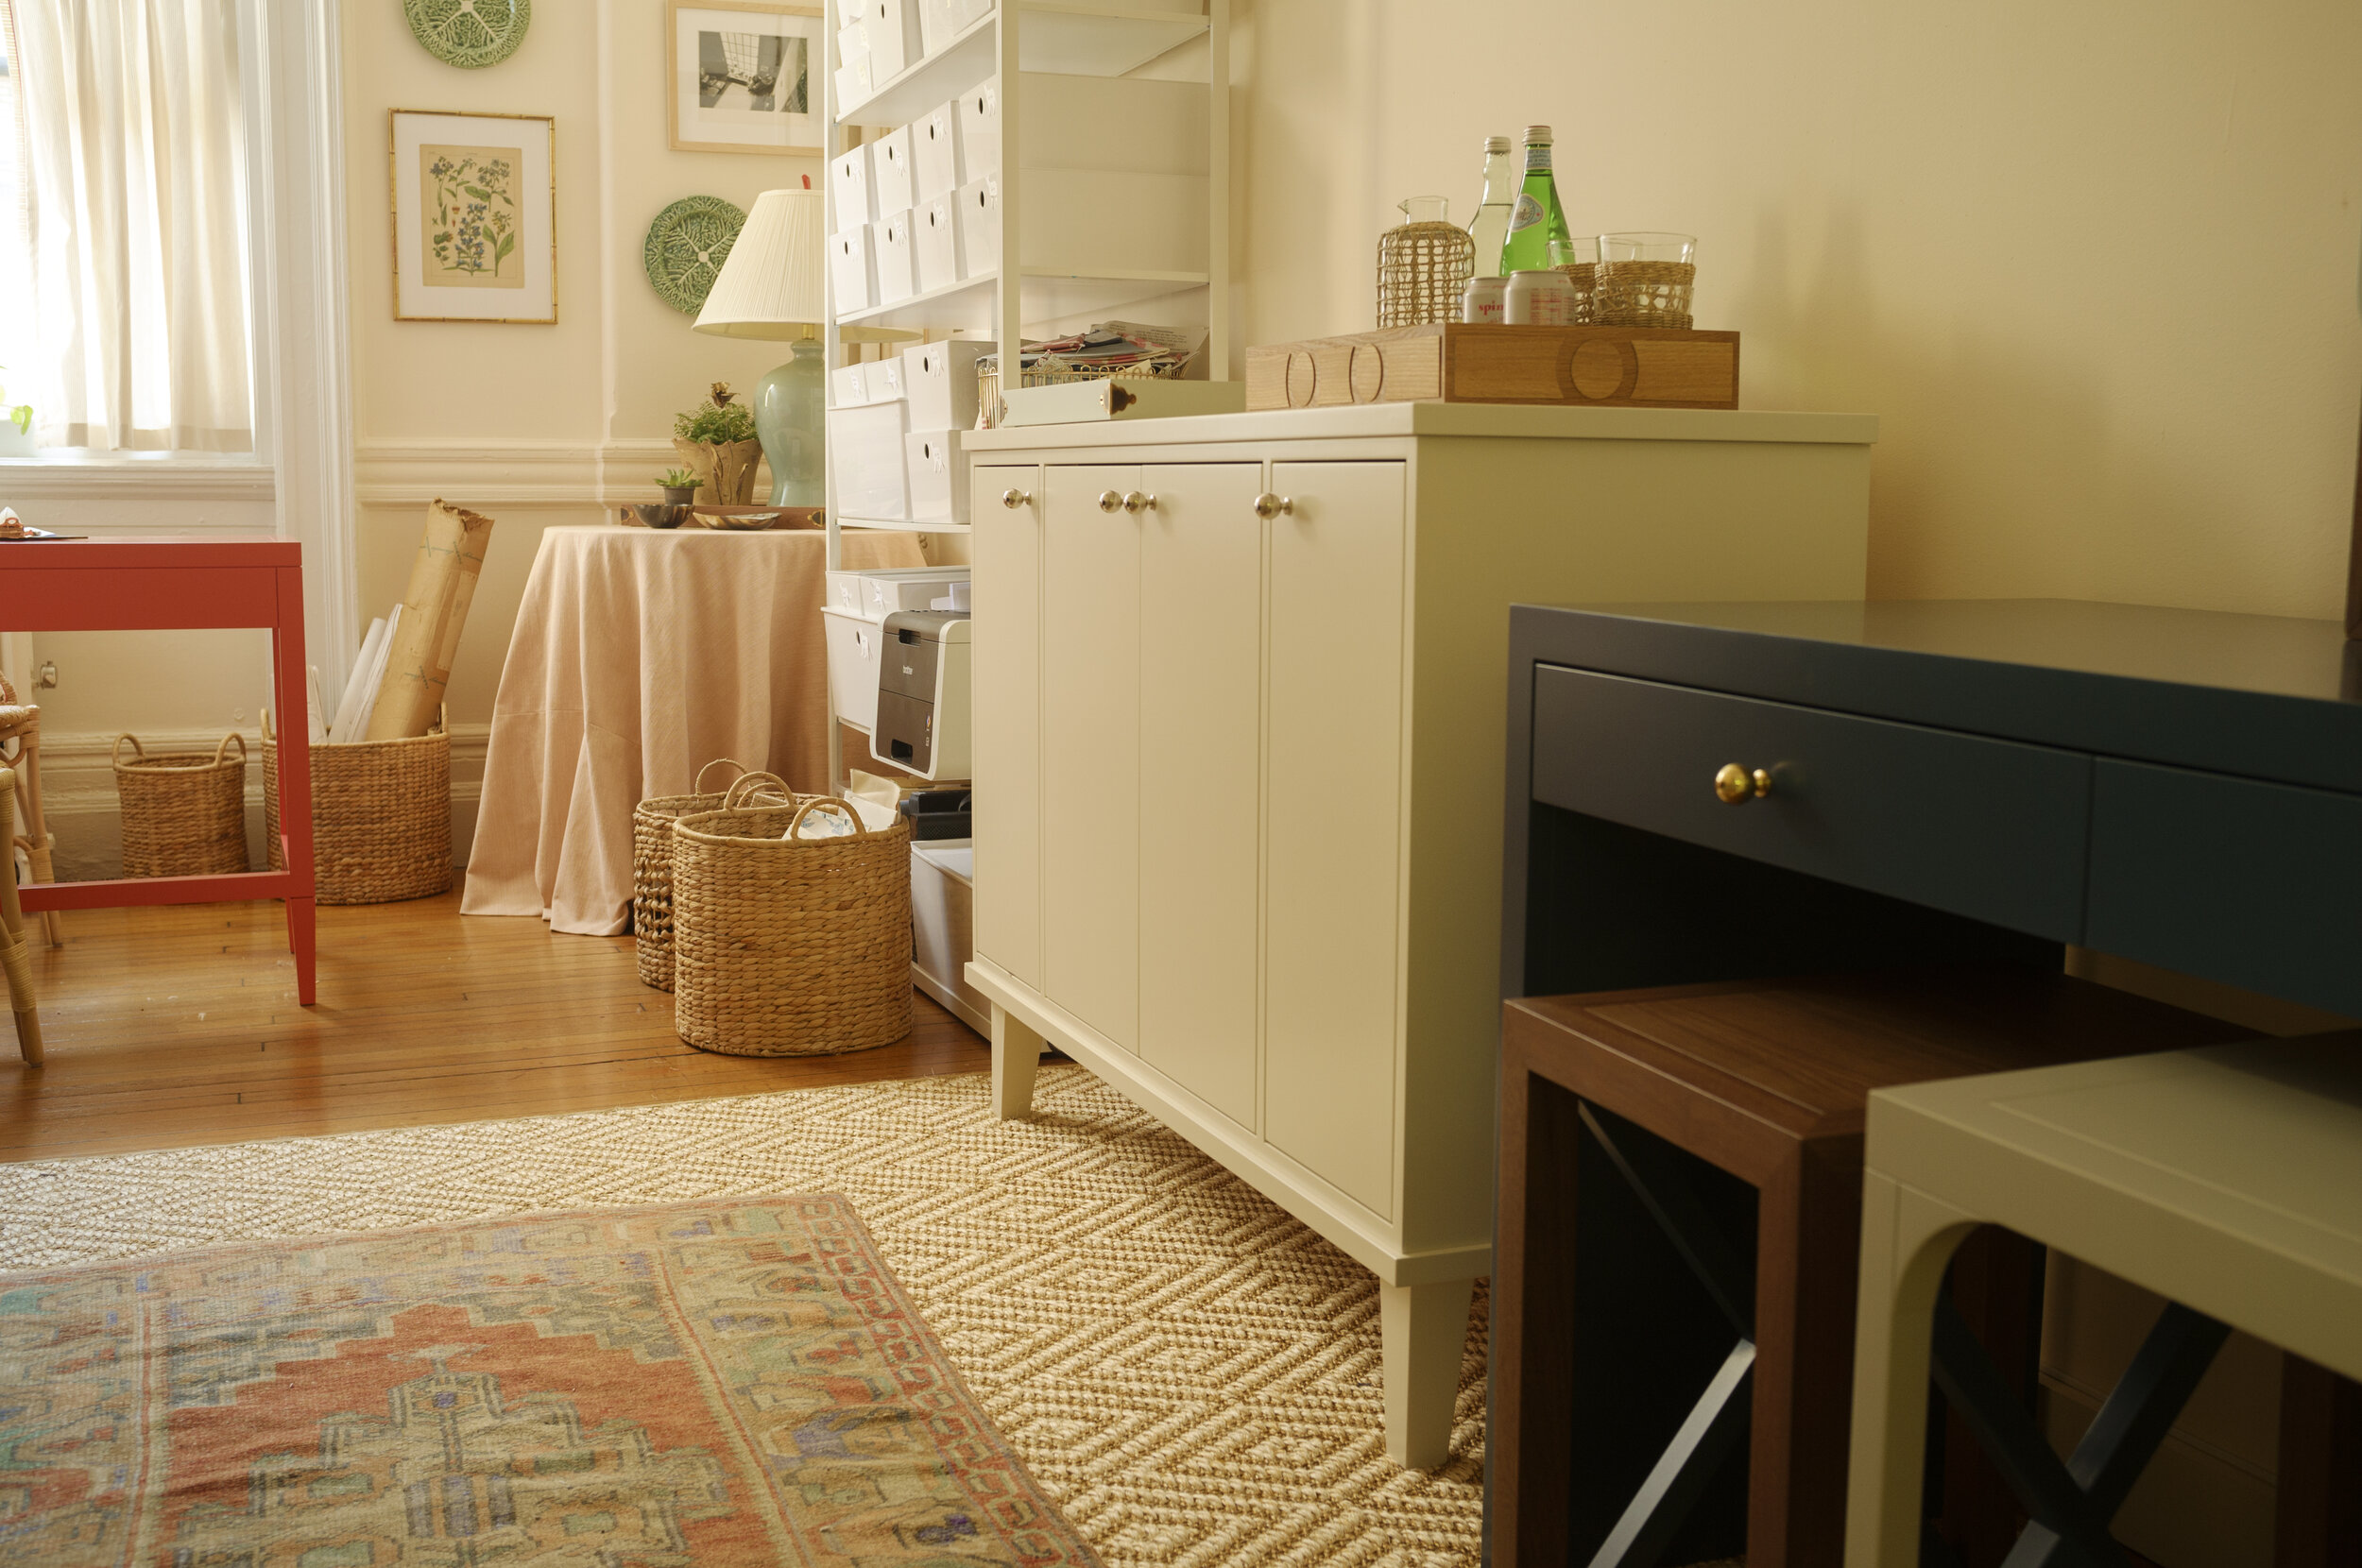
[693,183,911,507]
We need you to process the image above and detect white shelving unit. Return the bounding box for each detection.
[819,0,1232,568]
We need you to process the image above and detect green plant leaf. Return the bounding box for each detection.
[9,405,29,434]
[495,232,514,263]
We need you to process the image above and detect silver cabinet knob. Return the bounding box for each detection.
[1253,492,1294,520]
[1097,489,1123,513]
[1001,487,1031,509]
[1121,490,1157,513]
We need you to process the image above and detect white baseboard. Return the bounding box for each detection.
[29,724,487,882]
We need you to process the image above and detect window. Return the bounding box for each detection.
[0,0,255,454]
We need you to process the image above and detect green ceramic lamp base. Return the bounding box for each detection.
[754,338,825,508]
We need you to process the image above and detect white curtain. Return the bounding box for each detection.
[10,0,252,452]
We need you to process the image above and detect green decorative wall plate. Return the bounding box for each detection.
[403,0,530,69]
[644,196,747,315]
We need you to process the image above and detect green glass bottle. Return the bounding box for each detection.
[1498,124,1572,275]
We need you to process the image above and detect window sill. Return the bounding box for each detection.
[0,452,275,503]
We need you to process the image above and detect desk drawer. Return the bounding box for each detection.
[1532,666,2092,940]
[2088,760,2362,1020]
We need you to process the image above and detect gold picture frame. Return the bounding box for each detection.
[389,109,558,325]
[668,0,823,157]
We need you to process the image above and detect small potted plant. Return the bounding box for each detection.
[657,468,700,504]
[672,383,762,504]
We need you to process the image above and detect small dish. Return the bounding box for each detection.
[629,503,693,529]
[693,506,825,531]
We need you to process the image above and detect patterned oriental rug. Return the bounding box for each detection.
[0,1067,1487,1566]
[0,1196,1095,1566]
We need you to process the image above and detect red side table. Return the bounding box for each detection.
[7,539,317,1003]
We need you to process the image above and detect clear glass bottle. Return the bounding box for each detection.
[1466,136,1516,279]
[1499,124,1572,276]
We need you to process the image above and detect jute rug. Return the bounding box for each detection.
[0,1196,1098,1566]
[0,1066,1487,1566]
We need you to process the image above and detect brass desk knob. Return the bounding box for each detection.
[1097,489,1123,514]
[1714,763,1773,804]
[1253,492,1293,520]
[1001,487,1031,509]
[1122,490,1157,513]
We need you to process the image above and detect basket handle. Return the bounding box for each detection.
[721,771,794,809]
[695,757,750,794]
[111,733,144,766]
[261,707,274,743]
[432,704,448,738]
[785,795,878,841]
[214,731,247,767]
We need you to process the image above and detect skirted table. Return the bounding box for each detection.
[462,525,922,934]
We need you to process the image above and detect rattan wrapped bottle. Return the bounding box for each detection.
[1376,196,1476,328]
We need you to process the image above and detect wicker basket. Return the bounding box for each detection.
[114,732,248,877]
[631,761,792,991]
[262,709,454,905]
[671,793,913,1057]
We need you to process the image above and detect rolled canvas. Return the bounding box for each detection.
[366,500,494,741]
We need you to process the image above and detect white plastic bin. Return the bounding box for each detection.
[827,401,911,520]
[916,194,964,292]
[829,225,876,314]
[955,176,1001,270]
[874,209,917,305]
[859,568,967,617]
[903,339,992,431]
[871,126,916,219]
[954,80,1000,180]
[823,607,885,732]
[915,102,962,201]
[829,144,874,230]
[903,430,967,522]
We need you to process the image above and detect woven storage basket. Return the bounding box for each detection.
[262,708,454,905]
[671,793,913,1056]
[631,762,792,991]
[113,732,248,877]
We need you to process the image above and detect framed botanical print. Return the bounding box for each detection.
[668,0,822,156]
[390,109,557,324]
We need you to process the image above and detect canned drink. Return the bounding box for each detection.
[1461,275,1508,325]
[1503,268,1577,326]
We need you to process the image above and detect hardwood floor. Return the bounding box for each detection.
[1,892,990,1162]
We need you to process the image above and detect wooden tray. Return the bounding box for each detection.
[1244,324,1738,412]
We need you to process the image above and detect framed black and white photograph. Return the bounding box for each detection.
[389,110,558,324]
[668,1,823,157]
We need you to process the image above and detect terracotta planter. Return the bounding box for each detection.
[673,438,763,504]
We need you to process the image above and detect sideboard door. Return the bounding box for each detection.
[971,462,1042,988]
[1262,460,1409,1217]
[1041,464,1144,1051]
[1138,461,1267,1131]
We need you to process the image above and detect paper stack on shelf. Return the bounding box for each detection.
[977,320,1206,382]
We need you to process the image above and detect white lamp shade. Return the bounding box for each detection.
[693,185,916,343]
[694,188,825,339]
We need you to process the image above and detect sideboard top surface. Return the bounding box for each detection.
[1513,598,2362,793]
[962,401,1879,452]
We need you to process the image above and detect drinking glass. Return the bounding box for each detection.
[1548,237,1598,324]
[1595,232,1696,327]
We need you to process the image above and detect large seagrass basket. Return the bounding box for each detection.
[631,762,790,991]
[263,708,453,905]
[671,793,913,1056]
[113,732,248,877]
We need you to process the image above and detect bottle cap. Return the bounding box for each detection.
[1524,124,1552,143]
[1483,135,1511,153]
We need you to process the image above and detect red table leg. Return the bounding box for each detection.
[273,567,318,1006]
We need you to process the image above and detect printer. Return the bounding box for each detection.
[871,610,969,781]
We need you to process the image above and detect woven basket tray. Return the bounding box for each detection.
[263,709,453,906]
[113,732,248,878]
[671,795,913,1057]
[632,765,800,991]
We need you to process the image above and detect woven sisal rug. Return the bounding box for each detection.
[0,1196,1096,1565]
[0,1066,1486,1566]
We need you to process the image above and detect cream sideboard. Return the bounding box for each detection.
[959,401,1876,1468]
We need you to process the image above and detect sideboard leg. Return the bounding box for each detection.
[990,1006,1045,1120]
[1380,1274,1475,1470]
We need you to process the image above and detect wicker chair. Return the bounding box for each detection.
[0,673,60,946]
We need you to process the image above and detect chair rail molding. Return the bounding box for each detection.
[354,437,743,509]
[241,0,358,701]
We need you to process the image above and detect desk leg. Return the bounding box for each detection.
[286,895,317,1005]
[272,567,318,1007]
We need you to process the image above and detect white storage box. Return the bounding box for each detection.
[823,606,886,732]
[829,144,873,230]
[828,401,912,520]
[832,56,872,111]
[903,430,967,522]
[916,194,964,292]
[903,338,992,431]
[911,839,987,1031]
[915,102,962,201]
[861,568,967,617]
[916,0,964,56]
[871,126,916,219]
[828,225,876,314]
[825,570,869,614]
[867,353,906,401]
[951,0,994,41]
[955,176,1001,270]
[954,80,1000,179]
[830,363,868,407]
[854,0,920,81]
[874,209,918,305]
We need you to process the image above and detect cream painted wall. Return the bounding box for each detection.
[1234,0,2362,617]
